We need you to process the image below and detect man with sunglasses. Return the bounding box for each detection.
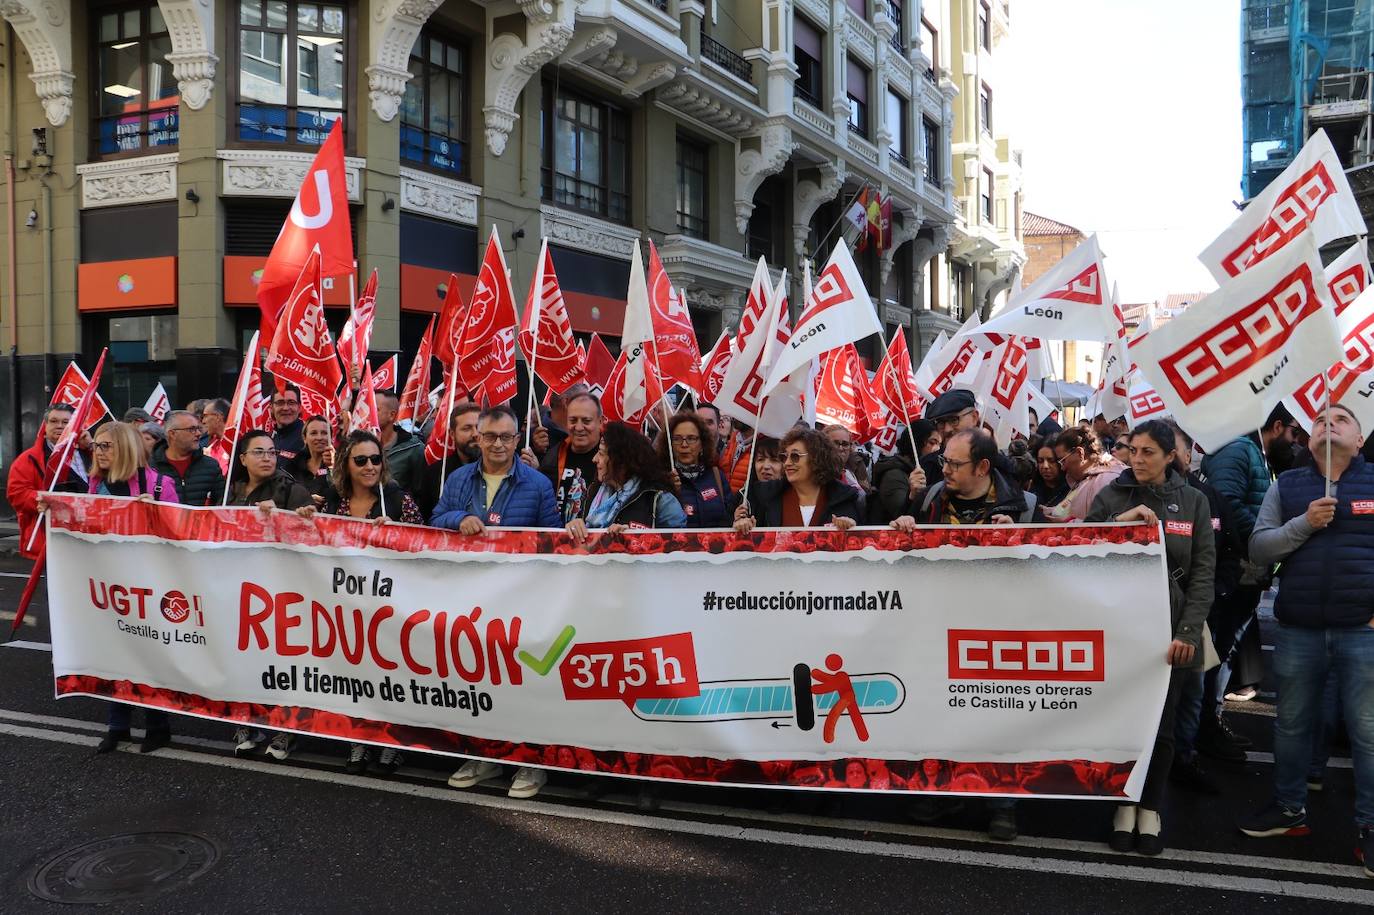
[431,406,560,536]
[270,383,305,461]
[150,410,225,506]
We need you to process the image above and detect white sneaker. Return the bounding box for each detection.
[508,767,547,799]
[265,733,293,761]
[232,728,263,757]
[448,760,502,788]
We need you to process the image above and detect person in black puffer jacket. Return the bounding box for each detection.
[149,410,225,506]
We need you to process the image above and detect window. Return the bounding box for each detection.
[979,83,993,135]
[237,0,347,146]
[676,136,709,239]
[401,30,468,177]
[922,117,941,186]
[846,57,869,137]
[887,1,905,52]
[979,2,992,50]
[920,17,938,80]
[981,167,994,223]
[847,0,866,14]
[794,17,824,108]
[886,89,909,164]
[541,82,630,223]
[93,3,179,156]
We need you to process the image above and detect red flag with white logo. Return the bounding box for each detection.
[49,361,112,429]
[397,316,435,429]
[816,343,876,439]
[369,354,399,393]
[434,274,466,367]
[874,330,925,422]
[423,362,472,465]
[583,333,615,399]
[257,119,354,341]
[518,240,585,394]
[646,240,704,394]
[208,331,272,477]
[265,247,343,406]
[1200,130,1365,282]
[765,241,882,391]
[700,330,733,403]
[336,268,377,384]
[1134,232,1342,451]
[459,229,519,404]
[350,363,381,437]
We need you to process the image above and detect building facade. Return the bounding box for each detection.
[0,0,1022,459]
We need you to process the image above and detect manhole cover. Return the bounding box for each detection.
[29,832,218,905]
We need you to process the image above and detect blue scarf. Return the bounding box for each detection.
[586,477,641,527]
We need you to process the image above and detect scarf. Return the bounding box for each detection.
[586,477,642,527]
[675,460,707,482]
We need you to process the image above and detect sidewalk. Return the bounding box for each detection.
[0,519,20,557]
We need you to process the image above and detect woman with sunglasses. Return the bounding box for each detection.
[1043,427,1125,521]
[733,428,861,533]
[225,430,313,514]
[285,414,336,506]
[58,421,182,753]
[296,430,422,775]
[656,412,737,528]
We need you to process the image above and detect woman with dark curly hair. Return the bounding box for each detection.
[566,422,688,539]
[297,429,423,525]
[733,427,862,532]
[656,411,738,528]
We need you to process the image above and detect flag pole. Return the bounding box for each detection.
[437,366,459,499]
[1324,381,1333,498]
[524,243,546,451]
[221,333,260,506]
[347,262,359,389]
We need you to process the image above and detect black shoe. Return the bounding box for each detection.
[1359,827,1374,877]
[96,730,130,754]
[1108,829,1135,852]
[138,729,171,753]
[1136,831,1164,856]
[1238,801,1308,837]
[1217,715,1252,749]
[1170,755,1221,795]
[987,807,1017,842]
[375,747,402,776]
[1197,717,1248,764]
[345,743,371,775]
[908,796,964,824]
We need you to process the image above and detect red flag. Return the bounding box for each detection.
[398,316,435,428]
[142,383,170,423]
[459,230,519,404]
[434,273,466,367]
[700,330,733,403]
[603,347,665,425]
[257,119,354,340]
[44,348,108,486]
[49,361,111,429]
[265,247,344,406]
[583,333,615,399]
[209,331,272,473]
[873,330,924,421]
[518,240,585,394]
[816,343,878,439]
[351,363,381,437]
[337,268,377,383]
[423,362,471,465]
[370,354,399,393]
[646,240,704,394]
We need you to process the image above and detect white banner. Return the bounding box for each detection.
[45,496,1173,798]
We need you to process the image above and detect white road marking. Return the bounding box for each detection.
[0,571,40,579]
[3,640,50,652]
[0,713,1369,902]
[0,611,37,627]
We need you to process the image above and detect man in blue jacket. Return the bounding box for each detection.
[1237,405,1374,879]
[430,405,561,534]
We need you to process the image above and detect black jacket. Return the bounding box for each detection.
[228,471,312,510]
[870,455,916,525]
[272,420,306,462]
[744,479,864,528]
[149,442,225,507]
[918,469,1037,524]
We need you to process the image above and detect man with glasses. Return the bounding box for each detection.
[150,410,225,506]
[6,402,87,559]
[919,389,984,484]
[270,383,305,461]
[199,398,229,450]
[527,391,604,523]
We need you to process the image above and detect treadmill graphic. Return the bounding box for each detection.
[630,663,905,729]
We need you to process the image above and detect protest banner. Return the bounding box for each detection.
[45,495,1171,798]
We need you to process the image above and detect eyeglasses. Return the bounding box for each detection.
[351,453,384,467]
[272,399,299,408]
[781,450,809,464]
[1111,442,1131,452]
[1056,449,1080,467]
[92,441,114,452]
[480,432,517,445]
[245,448,278,458]
[170,426,203,435]
[831,440,853,449]
[670,435,701,445]
[943,458,974,471]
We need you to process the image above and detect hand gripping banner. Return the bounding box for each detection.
[45,495,1172,798]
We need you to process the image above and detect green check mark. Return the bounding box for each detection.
[518,625,576,676]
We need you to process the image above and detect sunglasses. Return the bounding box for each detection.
[351,453,384,467]
[782,450,809,464]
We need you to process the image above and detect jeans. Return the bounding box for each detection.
[1174,669,1205,757]
[1308,670,1342,781]
[1272,623,1374,827]
[107,702,169,733]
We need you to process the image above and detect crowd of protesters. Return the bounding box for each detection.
[9,378,1374,877]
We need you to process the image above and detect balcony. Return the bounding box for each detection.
[701,34,752,84]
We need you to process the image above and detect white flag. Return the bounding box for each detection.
[976,235,1114,342]
[1200,130,1365,282]
[981,337,1031,447]
[764,241,881,392]
[919,315,987,400]
[715,263,785,428]
[1323,241,1372,317]
[616,239,655,421]
[1134,232,1342,451]
[143,383,170,423]
[1285,284,1374,431]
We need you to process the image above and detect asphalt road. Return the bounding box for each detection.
[1,555,1371,913]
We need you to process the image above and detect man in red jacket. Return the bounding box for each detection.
[6,403,82,559]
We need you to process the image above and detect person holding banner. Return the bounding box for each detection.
[314,431,423,526]
[285,415,336,506]
[376,391,425,498]
[733,429,861,532]
[431,406,560,537]
[656,412,737,529]
[895,429,1036,527]
[871,423,936,525]
[150,411,225,507]
[1086,420,1215,856]
[564,422,687,535]
[7,404,87,559]
[1046,428,1125,522]
[1238,405,1374,875]
[54,421,180,754]
[531,392,603,524]
[1030,439,1070,509]
[418,402,481,523]
[225,430,313,514]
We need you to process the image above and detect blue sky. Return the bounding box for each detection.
[1006,0,1243,305]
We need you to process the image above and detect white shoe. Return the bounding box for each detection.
[265,733,293,761]
[232,728,263,757]
[448,760,502,789]
[508,767,547,799]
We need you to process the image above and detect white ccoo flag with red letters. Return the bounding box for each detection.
[1284,285,1374,432]
[977,235,1114,342]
